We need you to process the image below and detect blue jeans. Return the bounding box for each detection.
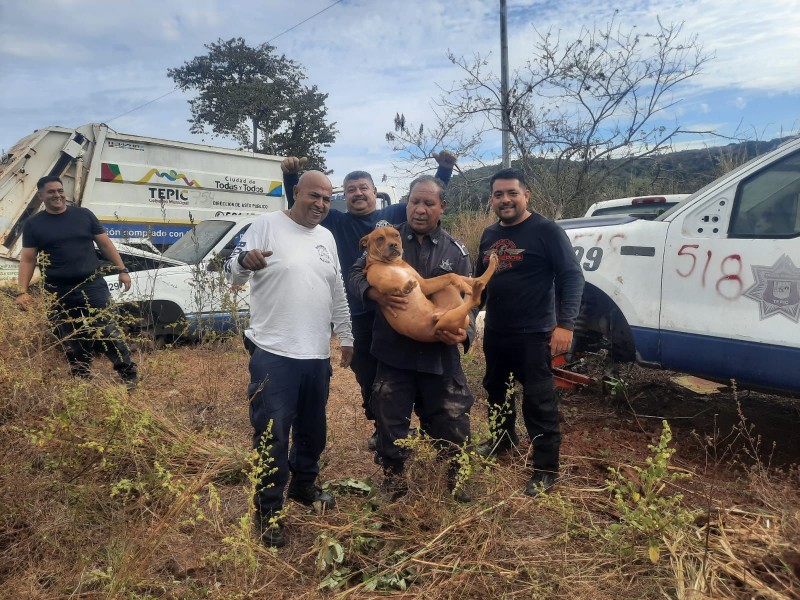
[247,347,332,516]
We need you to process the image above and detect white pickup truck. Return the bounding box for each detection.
[562,137,800,395]
[106,216,257,340]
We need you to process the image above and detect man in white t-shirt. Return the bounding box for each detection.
[225,170,353,548]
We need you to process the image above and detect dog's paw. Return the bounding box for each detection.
[471,280,487,297]
[402,279,418,295]
[457,279,474,295]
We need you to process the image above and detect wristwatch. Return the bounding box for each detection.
[120,268,130,273]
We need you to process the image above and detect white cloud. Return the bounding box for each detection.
[1,0,798,188]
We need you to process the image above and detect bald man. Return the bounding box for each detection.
[225,171,353,548]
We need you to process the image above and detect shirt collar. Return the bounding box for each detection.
[404,223,443,244]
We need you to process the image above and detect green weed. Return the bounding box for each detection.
[605,420,696,563]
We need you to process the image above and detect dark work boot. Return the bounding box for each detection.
[116,363,139,391]
[367,427,378,451]
[69,361,92,379]
[287,481,336,510]
[447,463,473,503]
[378,464,408,503]
[475,428,520,458]
[122,371,139,391]
[379,476,408,503]
[524,470,558,498]
[254,511,286,548]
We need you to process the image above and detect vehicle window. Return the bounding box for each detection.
[98,252,163,273]
[330,191,347,213]
[591,203,677,218]
[377,192,391,209]
[163,220,235,265]
[218,224,251,258]
[729,151,800,238]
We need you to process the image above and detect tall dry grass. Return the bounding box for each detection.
[445,207,496,266]
[0,290,798,599]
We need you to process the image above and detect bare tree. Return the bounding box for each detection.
[387,17,714,217]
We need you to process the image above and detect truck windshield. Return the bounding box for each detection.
[162,220,235,265]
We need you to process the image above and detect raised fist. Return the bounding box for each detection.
[432,150,457,169]
[281,156,308,175]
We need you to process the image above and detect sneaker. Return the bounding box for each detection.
[524,471,558,497]
[287,482,336,510]
[475,430,520,458]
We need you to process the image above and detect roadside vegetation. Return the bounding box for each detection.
[1,279,798,599]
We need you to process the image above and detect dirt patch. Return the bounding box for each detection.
[567,360,800,469]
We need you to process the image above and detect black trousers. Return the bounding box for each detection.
[350,312,378,422]
[482,329,561,472]
[248,347,331,516]
[370,361,474,473]
[47,279,136,378]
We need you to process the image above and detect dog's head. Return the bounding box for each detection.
[360,226,403,264]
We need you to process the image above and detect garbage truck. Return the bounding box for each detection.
[0,123,286,284]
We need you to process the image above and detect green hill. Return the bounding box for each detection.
[445,137,793,217]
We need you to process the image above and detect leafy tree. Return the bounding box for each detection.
[168,37,337,170]
[387,17,714,217]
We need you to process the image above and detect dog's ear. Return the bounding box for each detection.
[359,234,370,249]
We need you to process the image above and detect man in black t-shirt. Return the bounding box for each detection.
[474,168,584,497]
[16,176,138,388]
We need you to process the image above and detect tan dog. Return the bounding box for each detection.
[360,226,498,343]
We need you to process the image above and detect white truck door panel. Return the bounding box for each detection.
[660,148,800,390]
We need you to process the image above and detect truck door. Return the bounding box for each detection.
[659,148,800,391]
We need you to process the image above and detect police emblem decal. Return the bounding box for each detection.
[743,254,800,322]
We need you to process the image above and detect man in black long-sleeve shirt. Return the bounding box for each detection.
[474,168,584,496]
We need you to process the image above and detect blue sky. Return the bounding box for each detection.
[1,0,798,192]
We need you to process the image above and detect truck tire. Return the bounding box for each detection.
[573,285,635,363]
[136,300,186,346]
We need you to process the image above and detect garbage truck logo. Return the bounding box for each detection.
[100,163,202,188]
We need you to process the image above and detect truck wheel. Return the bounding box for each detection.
[572,287,635,362]
[608,307,635,363]
[138,301,184,350]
